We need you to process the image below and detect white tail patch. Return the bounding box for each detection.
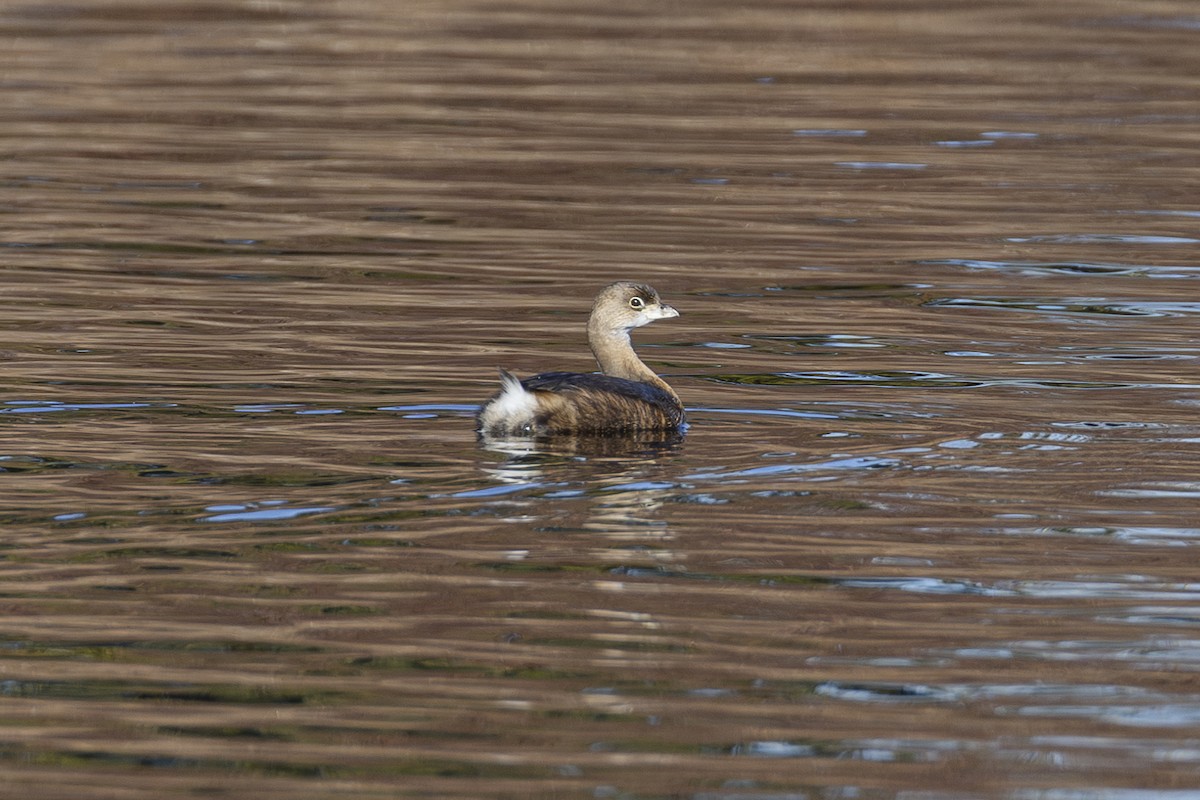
[477,369,539,435]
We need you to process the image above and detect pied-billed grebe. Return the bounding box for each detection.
[477,281,685,436]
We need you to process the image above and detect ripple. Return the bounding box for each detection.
[714,370,969,386]
[792,128,867,137]
[935,139,995,148]
[201,502,338,523]
[1123,209,1200,218]
[815,681,961,703]
[602,480,675,492]
[1009,702,1200,729]
[0,400,175,415]
[731,736,978,765]
[924,258,1148,276]
[1101,483,1200,499]
[711,370,1145,390]
[233,403,305,413]
[692,406,841,420]
[840,576,1200,601]
[980,130,1040,139]
[446,482,548,499]
[1008,234,1200,244]
[684,455,898,481]
[806,655,952,668]
[1051,421,1167,430]
[837,577,1012,596]
[999,526,1200,546]
[1100,607,1200,628]
[1000,580,1200,601]
[741,332,891,349]
[760,283,928,297]
[1107,15,1200,32]
[732,740,818,757]
[1075,351,1194,361]
[379,403,478,415]
[1012,788,1200,799]
[0,454,178,476]
[926,296,1200,318]
[836,161,928,170]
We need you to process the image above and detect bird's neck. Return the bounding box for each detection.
[588,324,678,401]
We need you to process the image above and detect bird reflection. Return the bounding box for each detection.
[477,429,684,461]
[475,430,683,566]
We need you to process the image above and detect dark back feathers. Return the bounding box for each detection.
[520,371,686,430]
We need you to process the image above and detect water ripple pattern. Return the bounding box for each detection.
[3,0,1200,797]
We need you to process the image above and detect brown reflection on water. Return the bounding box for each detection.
[4,0,1200,797]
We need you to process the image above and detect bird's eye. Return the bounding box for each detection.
[629,296,645,310]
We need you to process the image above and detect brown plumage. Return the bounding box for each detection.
[476,282,685,437]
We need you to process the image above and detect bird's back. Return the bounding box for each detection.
[477,370,685,437]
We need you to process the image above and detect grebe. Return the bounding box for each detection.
[477,282,685,437]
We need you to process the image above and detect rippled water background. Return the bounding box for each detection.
[5,1,1200,797]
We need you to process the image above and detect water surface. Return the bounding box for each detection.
[4,1,1200,797]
